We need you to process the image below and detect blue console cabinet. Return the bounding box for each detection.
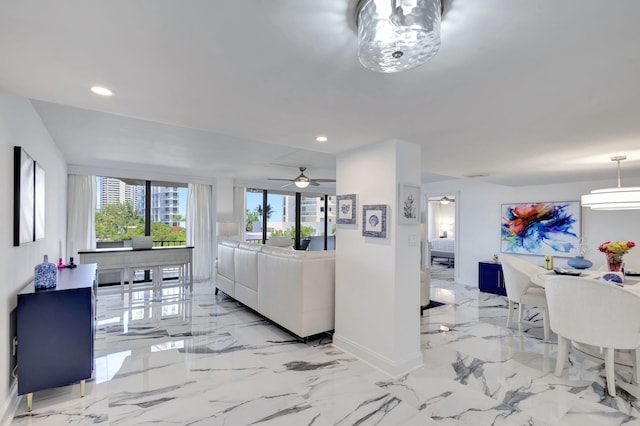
[478,261,506,296]
[17,263,97,411]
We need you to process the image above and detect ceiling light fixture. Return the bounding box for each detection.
[90,86,113,96]
[440,196,453,205]
[581,156,640,210]
[294,178,310,189]
[294,168,311,188]
[316,136,328,143]
[355,0,442,73]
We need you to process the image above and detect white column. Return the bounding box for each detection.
[333,139,423,377]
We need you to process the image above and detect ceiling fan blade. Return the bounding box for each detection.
[281,182,294,188]
[310,179,336,183]
[309,181,320,186]
[268,178,294,182]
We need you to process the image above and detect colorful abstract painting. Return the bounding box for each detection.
[501,201,581,256]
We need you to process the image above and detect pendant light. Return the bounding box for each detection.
[581,156,640,210]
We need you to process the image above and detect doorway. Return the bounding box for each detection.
[425,193,458,282]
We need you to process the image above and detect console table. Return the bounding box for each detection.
[78,246,194,293]
[17,263,97,411]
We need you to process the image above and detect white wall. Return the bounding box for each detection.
[423,178,640,287]
[0,93,67,420]
[334,140,422,377]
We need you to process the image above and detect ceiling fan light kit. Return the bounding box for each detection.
[581,156,640,210]
[355,0,442,73]
[268,167,335,189]
[294,176,310,188]
[440,196,453,205]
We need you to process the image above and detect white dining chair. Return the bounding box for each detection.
[501,255,550,341]
[545,275,640,396]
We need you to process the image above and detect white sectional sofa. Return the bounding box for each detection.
[215,240,336,340]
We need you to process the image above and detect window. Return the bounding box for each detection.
[95,177,188,283]
[245,188,335,249]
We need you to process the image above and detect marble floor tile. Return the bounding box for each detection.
[10,276,640,425]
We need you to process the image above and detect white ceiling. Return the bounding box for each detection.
[2,0,640,191]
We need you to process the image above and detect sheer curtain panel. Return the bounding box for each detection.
[187,183,213,281]
[66,175,96,259]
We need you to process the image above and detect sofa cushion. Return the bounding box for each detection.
[260,246,296,257]
[220,239,240,248]
[305,251,335,259]
[237,242,262,252]
[234,243,261,292]
[257,250,335,337]
[216,241,237,281]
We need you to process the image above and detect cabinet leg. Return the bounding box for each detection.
[27,393,33,412]
[80,379,85,397]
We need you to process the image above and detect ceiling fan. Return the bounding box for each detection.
[268,167,336,189]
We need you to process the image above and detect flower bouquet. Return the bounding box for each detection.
[598,240,636,271]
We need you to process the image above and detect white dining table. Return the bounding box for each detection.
[532,270,640,294]
[532,269,640,367]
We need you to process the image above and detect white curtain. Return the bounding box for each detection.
[67,174,96,260]
[187,183,213,281]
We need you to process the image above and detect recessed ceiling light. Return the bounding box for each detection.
[90,86,113,96]
[315,136,328,143]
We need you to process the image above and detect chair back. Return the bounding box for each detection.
[297,238,311,251]
[501,255,546,303]
[545,276,640,349]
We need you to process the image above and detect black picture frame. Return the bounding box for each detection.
[13,146,38,246]
[35,162,45,241]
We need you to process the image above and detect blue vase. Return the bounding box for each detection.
[567,255,593,270]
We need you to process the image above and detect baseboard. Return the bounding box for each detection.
[0,381,19,426]
[333,333,423,378]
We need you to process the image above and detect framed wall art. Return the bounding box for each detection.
[14,146,35,246]
[34,162,45,241]
[398,184,420,225]
[500,201,581,257]
[336,194,357,224]
[362,204,388,238]
[13,146,45,246]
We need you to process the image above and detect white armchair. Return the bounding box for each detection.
[501,255,550,341]
[545,275,640,396]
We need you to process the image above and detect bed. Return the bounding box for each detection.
[430,238,455,267]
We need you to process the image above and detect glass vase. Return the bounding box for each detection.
[606,253,623,272]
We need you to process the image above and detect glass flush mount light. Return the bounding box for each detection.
[581,156,640,210]
[356,0,442,73]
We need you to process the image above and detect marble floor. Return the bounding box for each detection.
[10,276,640,425]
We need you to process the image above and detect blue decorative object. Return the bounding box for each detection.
[34,255,57,290]
[602,272,624,284]
[336,194,357,224]
[362,204,388,238]
[567,256,593,270]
